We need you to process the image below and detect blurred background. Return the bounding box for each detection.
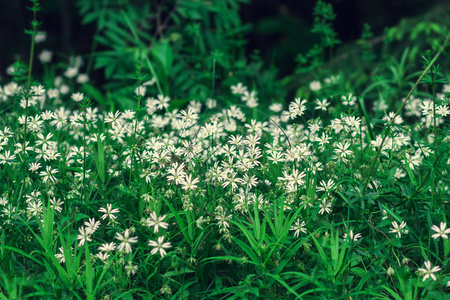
[1,0,447,77]
[0,0,449,111]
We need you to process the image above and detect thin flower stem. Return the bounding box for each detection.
[431,66,437,212]
[82,104,88,204]
[22,1,40,179]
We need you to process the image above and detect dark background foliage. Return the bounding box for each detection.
[0,0,445,77]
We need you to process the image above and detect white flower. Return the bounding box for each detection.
[180,174,199,190]
[34,31,46,43]
[318,199,332,215]
[342,93,356,106]
[98,203,120,220]
[389,221,408,238]
[39,50,52,63]
[84,218,101,235]
[116,229,138,253]
[39,165,58,183]
[417,261,441,281]
[98,242,116,253]
[431,222,450,240]
[290,220,307,237]
[77,227,92,247]
[50,197,64,213]
[315,99,330,111]
[230,83,247,95]
[148,236,172,257]
[71,92,84,102]
[343,230,362,242]
[125,261,138,276]
[309,81,321,91]
[145,212,169,233]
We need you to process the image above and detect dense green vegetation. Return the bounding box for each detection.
[0,0,449,299]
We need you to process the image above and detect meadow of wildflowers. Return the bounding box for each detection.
[1,0,450,299]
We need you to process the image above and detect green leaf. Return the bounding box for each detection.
[150,40,173,78]
[160,197,193,245]
[82,83,108,107]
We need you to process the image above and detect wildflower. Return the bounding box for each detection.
[98,203,120,221]
[387,267,395,276]
[309,81,321,91]
[436,105,450,117]
[14,141,34,155]
[160,284,172,295]
[269,103,283,112]
[289,98,307,118]
[64,66,79,78]
[145,212,169,233]
[180,174,199,191]
[206,98,217,109]
[166,162,187,185]
[77,227,92,247]
[417,261,441,281]
[231,83,247,95]
[41,110,54,120]
[343,230,362,242]
[317,179,335,192]
[39,165,58,183]
[419,100,433,116]
[104,111,122,128]
[27,200,43,217]
[50,197,64,213]
[180,109,199,125]
[267,151,285,164]
[216,214,231,228]
[95,252,110,261]
[315,132,331,147]
[389,221,408,238]
[34,31,46,43]
[55,246,73,264]
[43,149,61,161]
[77,74,89,83]
[287,168,306,186]
[0,151,16,165]
[318,199,332,215]
[116,229,138,253]
[98,242,116,252]
[402,152,421,171]
[135,86,146,96]
[315,99,330,111]
[125,261,138,276]
[382,112,403,125]
[71,92,84,102]
[334,142,353,157]
[122,109,135,120]
[342,93,356,106]
[238,173,258,190]
[39,50,52,63]
[84,218,101,234]
[156,94,171,110]
[148,236,172,257]
[431,222,450,240]
[290,219,307,237]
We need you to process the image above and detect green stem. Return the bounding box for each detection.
[82,104,88,204]
[431,66,437,212]
[22,1,40,181]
